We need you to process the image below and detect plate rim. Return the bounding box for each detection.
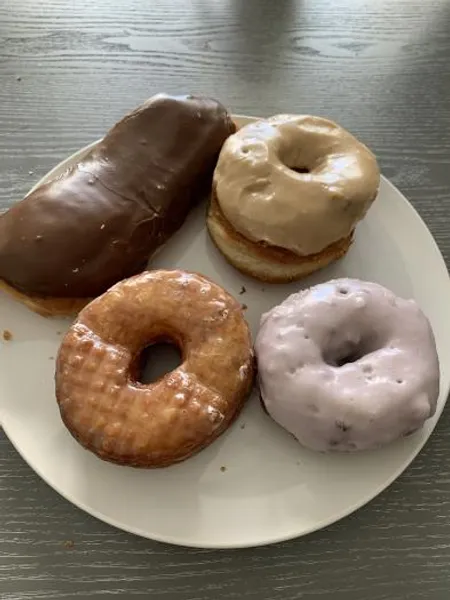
[2,114,450,549]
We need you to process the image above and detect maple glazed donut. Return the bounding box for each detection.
[55,270,254,468]
[255,279,440,452]
[208,115,380,282]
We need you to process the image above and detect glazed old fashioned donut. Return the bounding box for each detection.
[55,270,254,468]
[208,115,380,282]
[255,279,440,452]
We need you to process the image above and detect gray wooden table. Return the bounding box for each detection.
[1,0,450,598]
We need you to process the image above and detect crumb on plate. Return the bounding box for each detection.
[3,330,13,341]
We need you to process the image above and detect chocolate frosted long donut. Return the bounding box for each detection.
[0,94,235,298]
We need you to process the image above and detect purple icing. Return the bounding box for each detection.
[255,278,440,452]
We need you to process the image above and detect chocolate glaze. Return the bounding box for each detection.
[0,94,235,297]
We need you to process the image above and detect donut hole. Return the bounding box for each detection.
[335,351,362,367]
[325,346,364,368]
[323,332,384,369]
[324,340,367,368]
[291,166,310,174]
[135,341,182,385]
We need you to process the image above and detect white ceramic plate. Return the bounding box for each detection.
[1,116,449,549]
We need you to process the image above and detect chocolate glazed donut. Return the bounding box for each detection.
[0,94,235,301]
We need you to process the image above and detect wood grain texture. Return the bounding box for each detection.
[1,0,450,598]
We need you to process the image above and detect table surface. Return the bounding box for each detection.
[1,0,450,598]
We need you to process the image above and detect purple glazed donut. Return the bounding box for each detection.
[255,278,440,452]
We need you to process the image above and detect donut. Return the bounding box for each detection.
[55,269,254,468]
[208,115,380,282]
[255,279,440,452]
[0,94,235,317]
